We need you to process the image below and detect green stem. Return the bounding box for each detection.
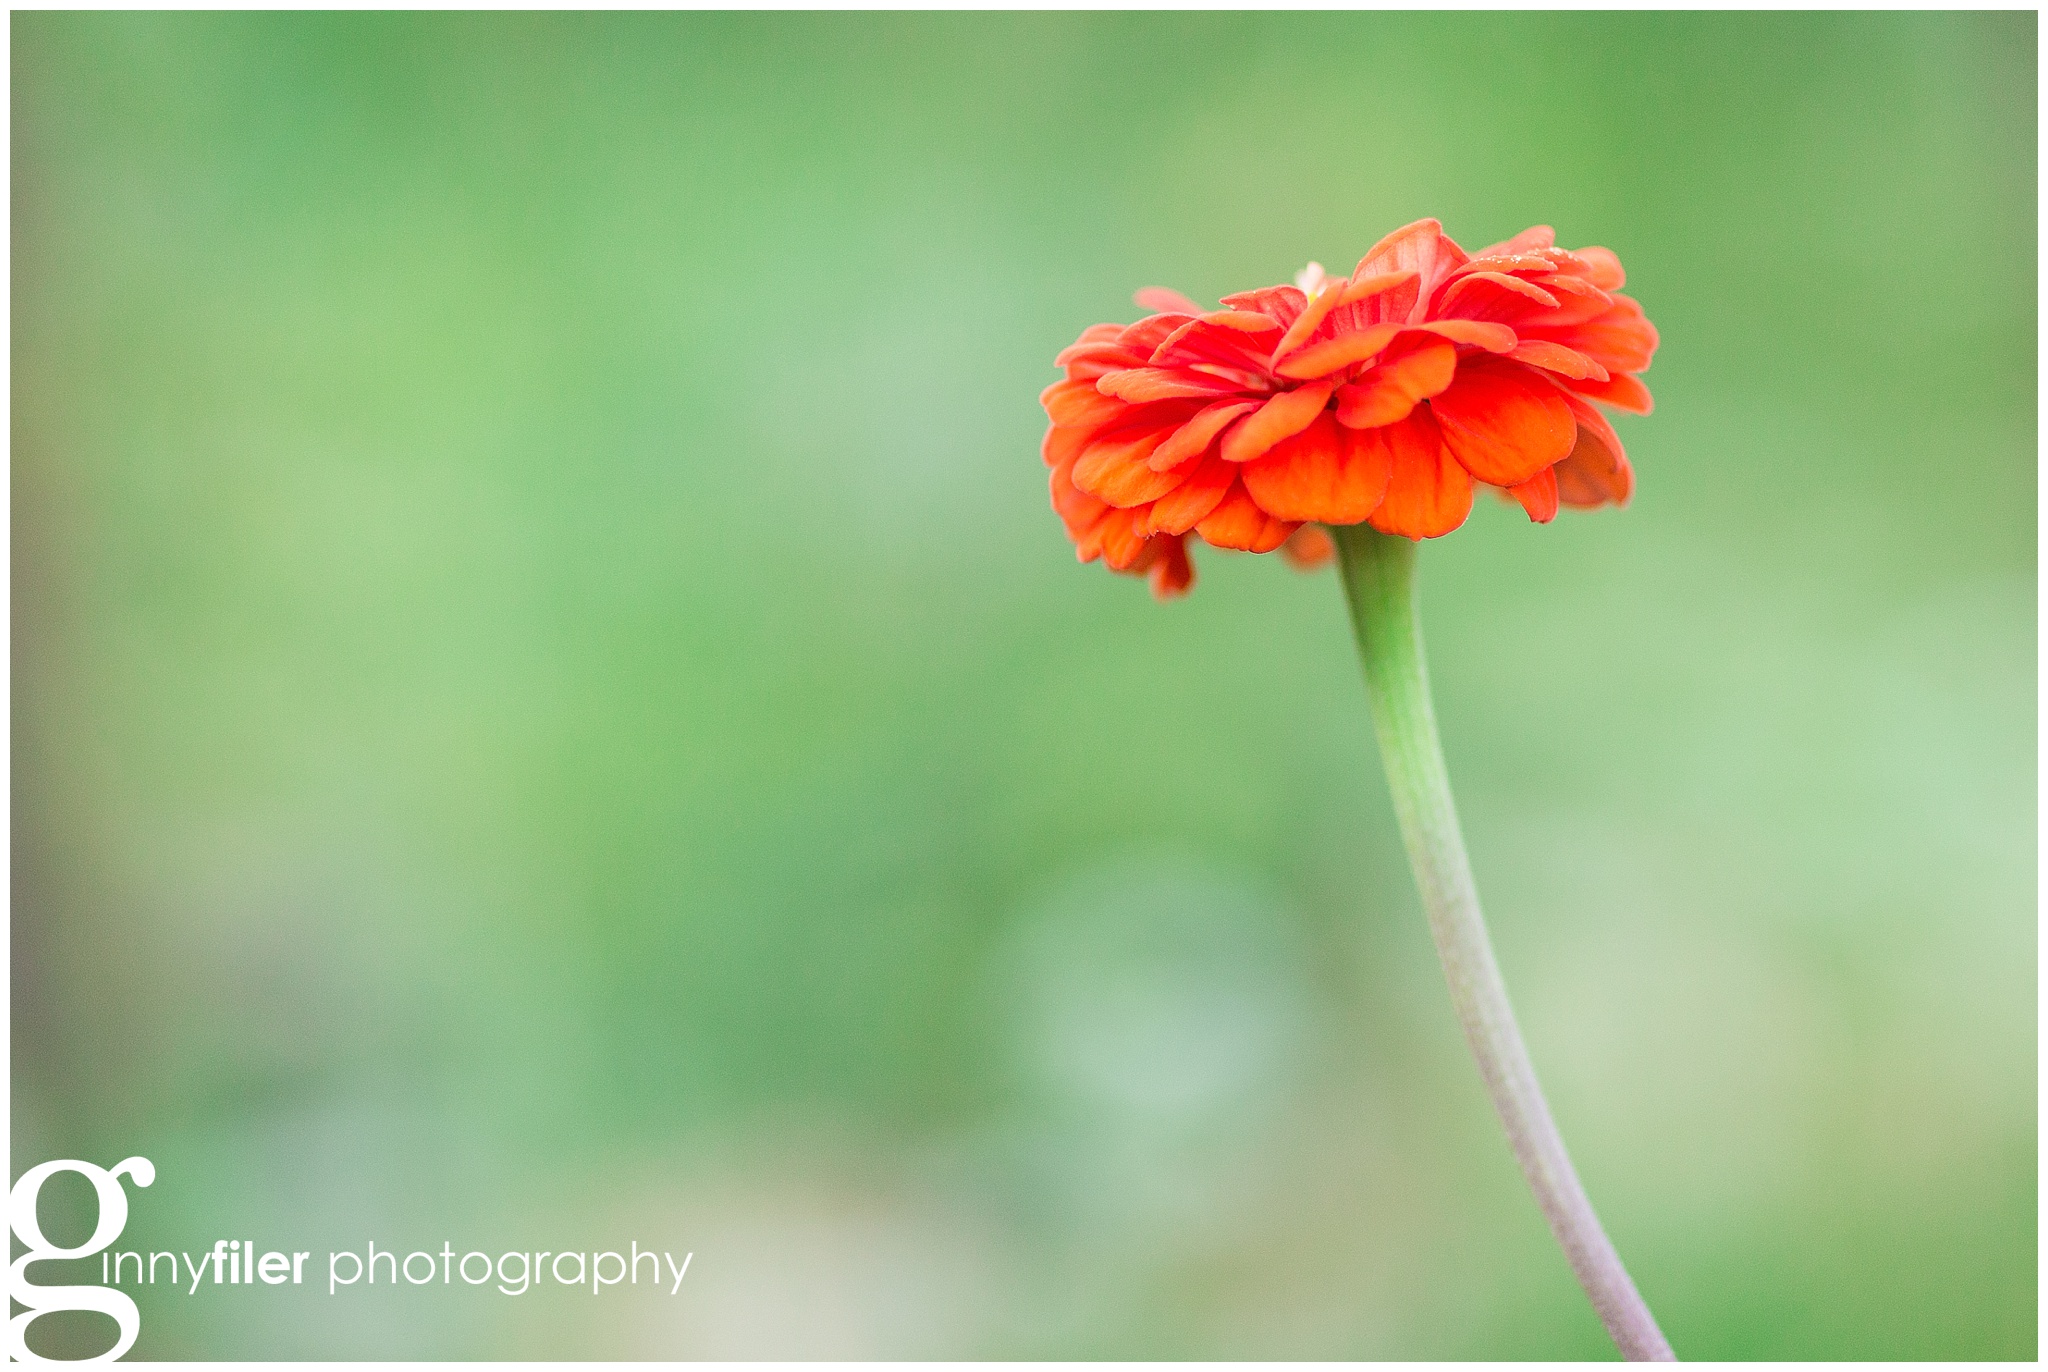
[1333,522,1675,1362]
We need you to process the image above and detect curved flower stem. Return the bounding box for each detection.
[1332,523,1675,1362]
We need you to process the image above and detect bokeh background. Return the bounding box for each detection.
[12,11,2036,1360]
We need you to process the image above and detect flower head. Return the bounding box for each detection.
[1041,220,1658,598]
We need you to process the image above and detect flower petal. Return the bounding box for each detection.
[1553,390,1634,508]
[1056,329,1134,362]
[1507,340,1610,383]
[1553,434,1632,508]
[1049,452,1109,528]
[1117,314,1195,355]
[1526,274,1616,327]
[1042,419,1095,470]
[1219,380,1337,463]
[1069,497,1112,561]
[1507,466,1559,523]
[1352,218,1470,324]
[1321,271,1421,340]
[1206,310,1284,331]
[1530,295,1657,373]
[1338,270,1418,309]
[1072,429,1183,506]
[1150,399,1261,470]
[1269,279,1350,365]
[1365,409,1472,540]
[1098,367,1253,403]
[1437,271,1561,323]
[1411,319,1517,353]
[1568,371,1654,414]
[1431,357,1577,487]
[1056,340,1148,381]
[1475,225,1556,258]
[1572,246,1625,290]
[1242,412,1393,524]
[1134,287,1204,314]
[1195,481,1296,552]
[1280,525,1335,568]
[1144,535,1194,599]
[1218,284,1307,330]
[1239,412,1390,524]
[1149,313,1284,370]
[1098,507,1149,570]
[1042,377,1129,429]
[1145,455,1237,535]
[1334,339,1457,428]
[1452,253,1556,280]
[1273,323,1403,381]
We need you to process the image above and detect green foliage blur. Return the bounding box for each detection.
[12,12,2035,1360]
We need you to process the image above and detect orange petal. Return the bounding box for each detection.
[1452,253,1558,280]
[1338,270,1417,309]
[1057,340,1147,381]
[1071,430,1183,507]
[1098,367,1253,403]
[1135,287,1204,314]
[1239,413,1339,521]
[1366,409,1472,540]
[1273,323,1403,381]
[1354,218,1470,290]
[1411,319,1517,353]
[1507,340,1609,383]
[1150,400,1261,471]
[1049,452,1110,528]
[1242,412,1393,525]
[1334,339,1456,428]
[1268,279,1350,365]
[1475,225,1556,258]
[1218,284,1307,330]
[1219,381,1337,463]
[1117,314,1195,356]
[1507,467,1559,523]
[1195,481,1295,552]
[1431,357,1577,487]
[1437,271,1561,322]
[1280,525,1335,569]
[1144,535,1194,599]
[1042,377,1130,429]
[1527,274,1615,328]
[1562,388,1629,464]
[1322,270,1421,338]
[1042,419,1094,470]
[1249,517,1296,553]
[1553,432,1632,508]
[1145,455,1237,535]
[1572,246,1625,290]
[1098,507,1149,570]
[1149,313,1284,370]
[1569,371,1654,415]
[1056,327,1138,363]
[1531,295,1657,373]
[1552,391,1634,508]
[1046,400,1194,465]
[1206,310,1283,332]
[1069,498,1112,561]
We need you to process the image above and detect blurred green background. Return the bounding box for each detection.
[12,11,2035,1360]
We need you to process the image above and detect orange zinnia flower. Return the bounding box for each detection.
[1041,219,1658,598]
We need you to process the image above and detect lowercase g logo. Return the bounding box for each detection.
[8,1158,155,1364]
